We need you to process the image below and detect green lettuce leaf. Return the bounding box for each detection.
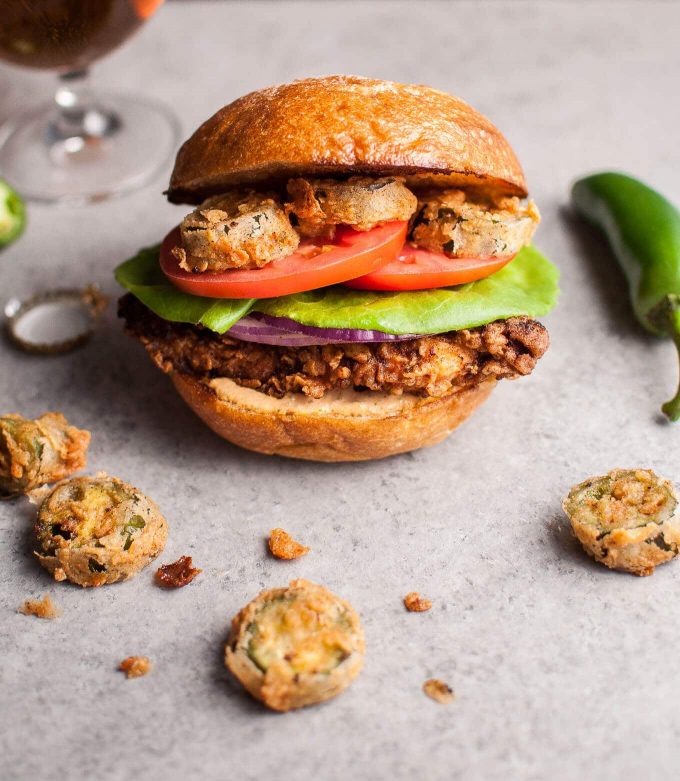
[114,245,254,332]
[114,244,559,335]
[256,246,559,333]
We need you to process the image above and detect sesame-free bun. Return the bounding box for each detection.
[167,75,527,204]
[171,372,496,462]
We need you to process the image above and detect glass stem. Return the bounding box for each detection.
[49,69,120,144]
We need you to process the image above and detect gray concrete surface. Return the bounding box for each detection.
[1,2,680,779]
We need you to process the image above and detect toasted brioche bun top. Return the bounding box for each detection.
[168,75,528,204]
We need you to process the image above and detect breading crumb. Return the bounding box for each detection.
[119,656,152,678]
[423,678,454,704]
[155,555,202,588]
[18,594,60,619]
[268,528,310,560]
[404,592,432,612]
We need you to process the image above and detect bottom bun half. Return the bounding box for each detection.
[172,373,496,462]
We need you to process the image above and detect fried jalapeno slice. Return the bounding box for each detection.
[225,579,365,712]
[563,468,680,576]
[34,475,168,587]
[410,189,540,258]
[286,176,417,239]
[174,192,300,272]
[0,413,90,497]
[173,178,539,273]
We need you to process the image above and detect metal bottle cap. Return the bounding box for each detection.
[4,285,108,355]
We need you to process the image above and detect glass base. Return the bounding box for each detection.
[0,92,180,205]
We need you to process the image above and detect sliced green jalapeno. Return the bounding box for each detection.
[571,172,680,420]
[0,179,26,249]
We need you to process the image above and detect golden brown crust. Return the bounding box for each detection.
[268,528,310,560]
[176,192,300,272]
[119,656,152,678]
[168,76,528,204]
[18,594,60,619]
[411,190,540,257]
[563,469,680,576]
[423,679,454,704]
[404,592,432,612]
[171,373,496,462]
[0,412,90,497]
[119,294,549,403]
[34,475,168,587]
[225,579,364,711]
[286,176,417,238]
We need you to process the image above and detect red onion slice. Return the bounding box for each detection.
[226,313,419,346]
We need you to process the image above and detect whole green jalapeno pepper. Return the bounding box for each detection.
[0,178,25,249]
[571,172,680,421]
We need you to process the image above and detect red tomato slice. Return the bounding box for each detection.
[159,222,408,299]
[344,243,515,291]
[132,0,164,20]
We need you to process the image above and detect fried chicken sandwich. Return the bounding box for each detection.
[117,76,558,461]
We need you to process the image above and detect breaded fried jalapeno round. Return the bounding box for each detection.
[410,189,540,258]
[286,176,417,238]
[225,579,365,712]
[175,191,300,272]
[0,413,90,497]
[34,475,168,587]
[563,468,680,576]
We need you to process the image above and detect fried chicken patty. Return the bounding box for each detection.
[285,176,418,238]
[410,189,540,258]
[174,192,300,272]
[119,295,548,400]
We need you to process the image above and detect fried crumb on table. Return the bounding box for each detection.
[155,555,202,588]
[18,594,60,619]
[119,656,152,678]
[268,528,310,560]
[423,678,454,704]
[404,592,433,612]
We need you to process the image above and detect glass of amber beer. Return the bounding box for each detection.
[0,0,178,203]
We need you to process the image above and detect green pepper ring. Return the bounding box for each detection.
[0,178,26,249]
